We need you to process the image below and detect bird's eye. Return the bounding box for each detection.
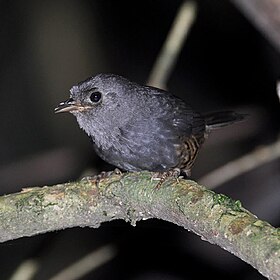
[89,92,102,103]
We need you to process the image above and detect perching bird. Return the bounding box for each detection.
[55,74,245,176]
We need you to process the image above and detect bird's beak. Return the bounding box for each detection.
[55,98,82,113]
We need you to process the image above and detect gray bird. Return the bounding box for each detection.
[55,74,244,176]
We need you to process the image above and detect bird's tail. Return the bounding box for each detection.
[203,111,247,130]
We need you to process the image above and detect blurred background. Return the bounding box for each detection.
[0,0,279,279]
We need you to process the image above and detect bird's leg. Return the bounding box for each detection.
[151,168,182,189]
[82,168,122,187]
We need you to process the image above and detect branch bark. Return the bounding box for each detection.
[0,171,279,279]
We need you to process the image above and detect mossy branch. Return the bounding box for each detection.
[0,171,279,279]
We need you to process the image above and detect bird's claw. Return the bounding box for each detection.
[151,169,181,189]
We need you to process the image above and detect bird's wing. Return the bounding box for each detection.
[143,86,205,138]
[117,116,180,171]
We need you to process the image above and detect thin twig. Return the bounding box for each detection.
[9,260,39,280]
[49,244,117,280]
[277,81,280,103]
[147,1,197,89]
[232,0,280,52]
[199,137,280,189]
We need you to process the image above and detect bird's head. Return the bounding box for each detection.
[55,73,139,137]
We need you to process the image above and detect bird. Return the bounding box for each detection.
[55,73,245,177]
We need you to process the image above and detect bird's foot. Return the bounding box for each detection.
[82,168,122,186]
[151,168,182,189]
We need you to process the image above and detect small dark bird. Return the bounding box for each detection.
[55,74,244,176]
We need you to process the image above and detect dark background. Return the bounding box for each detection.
[0,0,279,279]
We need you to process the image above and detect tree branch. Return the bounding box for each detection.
[0,171,279,279]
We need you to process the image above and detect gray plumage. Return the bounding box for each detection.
[55,74,245,175]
